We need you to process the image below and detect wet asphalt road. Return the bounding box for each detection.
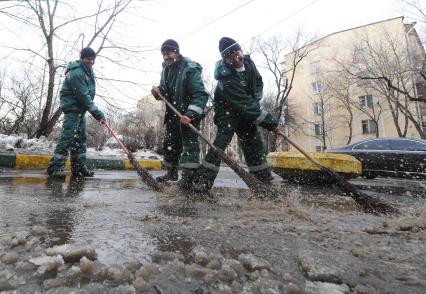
[0,168,425,293]
[0,168,254,264]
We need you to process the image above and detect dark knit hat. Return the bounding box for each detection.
[161,39,180,54]
[219,37,241,58]
[80,47,96,59]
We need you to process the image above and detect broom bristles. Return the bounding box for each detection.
[128,154,164,192]
[214,148,281,199]
[324,167,399,215]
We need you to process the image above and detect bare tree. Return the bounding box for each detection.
[251,31,316,151]
[199,72,216,159]
[117,111,152,152]
[300,75,346,151]
[87,116,108,151]
[321,71,356,145]
[259,91,276,151]
[0,70,43,136]
[0,0,138,138]
[337,27,425,138]
[399,0,426,40]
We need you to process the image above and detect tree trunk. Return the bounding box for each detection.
[33,108,62,138]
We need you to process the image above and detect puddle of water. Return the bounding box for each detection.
[0,174,245,264]
[0,175,159,263]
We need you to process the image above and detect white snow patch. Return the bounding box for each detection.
[0,134,162,160]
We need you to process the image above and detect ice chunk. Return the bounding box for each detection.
[192,246,209,266]
[79,256,94,273]
[218,264,238,282]
[1,252,19,264]
[46,244,96,262]
[238,253,271,272]
[29,255,64,272]
[25,238,40,252]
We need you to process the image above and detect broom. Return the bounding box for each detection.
[275,130,399,215]
[103,121,164,192]
[157,93,279,198]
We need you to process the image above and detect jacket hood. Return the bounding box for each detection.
[64,60,93,75]
[162,56,202,72]
[64,60,81,74]
[214,60,231,80]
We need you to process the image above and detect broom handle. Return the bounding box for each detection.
[275,130,325,170]
[157,93,219,152]
[103,121,131,156]
[157,94,321,171]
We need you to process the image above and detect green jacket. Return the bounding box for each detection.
[213,55,278,131]
[157,56,208,121]
[60,60,105,121]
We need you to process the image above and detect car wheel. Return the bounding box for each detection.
[363,172,377,179]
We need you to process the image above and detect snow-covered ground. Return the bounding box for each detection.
[0,134,162,160]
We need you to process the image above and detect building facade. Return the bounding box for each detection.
[285,17,426,152]
[136,94,165,129]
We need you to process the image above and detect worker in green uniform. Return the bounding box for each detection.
[47,47,106,180]
[192,37,281,193]
[151,39,209,191]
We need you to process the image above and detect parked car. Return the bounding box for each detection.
[326,137,426,179]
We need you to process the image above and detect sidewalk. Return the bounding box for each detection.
[0,152,161,170]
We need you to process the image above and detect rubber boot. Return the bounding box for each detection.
[47,158,66,181]
[251,168,273,184]
[156,167,178,183]
[177,169,196,191]
[47,170,66,181]
[72,166,95,178]
[192,173,214,193]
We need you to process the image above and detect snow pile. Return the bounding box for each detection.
[87,146,162,160]
[0,134,162,160]
[0,134,26,151]
[0,134,55,154]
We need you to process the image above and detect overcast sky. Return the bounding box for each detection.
[0,0,413,111]
[122,0,406,107]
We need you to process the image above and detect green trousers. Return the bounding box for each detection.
[47,112,88,174]
[197,119,272,185]
[162,115,201,170]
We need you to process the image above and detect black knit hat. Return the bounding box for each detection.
[80,47,96,59]
[219,37,241,58]
[161,39,180,54]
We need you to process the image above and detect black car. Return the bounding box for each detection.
[326,137,426,179]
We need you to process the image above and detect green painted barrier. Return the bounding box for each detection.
[0,153,161,171]
[0,152,16,168]
[86,158,125,170]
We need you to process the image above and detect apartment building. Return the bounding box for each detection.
[285,17,426,152]
[136,94,165,129]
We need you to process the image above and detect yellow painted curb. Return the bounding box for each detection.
[267,151,361,174]
[124,159,162,170]
[12,154,161,170]
[15,154,71,169]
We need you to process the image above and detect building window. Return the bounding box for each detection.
[359,95,373,108]
[310,61,320,74]
[315,146,325,152]
[354,48,367,63]
[357,71,370,86]
[362,120,377,134]
[313,102,323,115]
[311,81,321,94]
[314,124,324,136]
